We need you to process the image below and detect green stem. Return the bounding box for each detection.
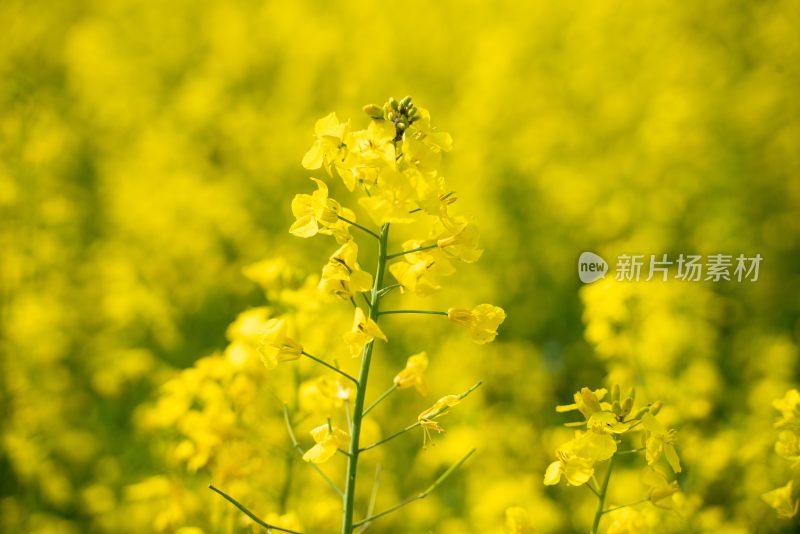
[362,384,398,417]
[386,244,438,259]
[378,310,448,316]
[338,215,380,240]
[591,456,615,534]
[341,223,390,534]
[208,484,303,534]
[301,351,358,386]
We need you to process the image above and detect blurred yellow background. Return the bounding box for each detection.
[1,0,799,532]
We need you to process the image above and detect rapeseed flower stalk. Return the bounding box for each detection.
[544,385,682,534]
[208,97,505,533]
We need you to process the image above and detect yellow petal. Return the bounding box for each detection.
[543,461,562,485]
[301,142,324,169]
[289,215,318,238]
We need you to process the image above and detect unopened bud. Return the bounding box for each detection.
[389,97,399,111]
[387,111,396,122]
[611,384,620,403]
[407,106,418,118]
[627,387,636,403]
[612,400,622,416]
[363,104,384,120]
[399,96,412,110]
[396,121,408,131]
[650,400,663,415]
[621,397,633,416]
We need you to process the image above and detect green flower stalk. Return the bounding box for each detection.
[209,97,506,533]
[544,386,682,534]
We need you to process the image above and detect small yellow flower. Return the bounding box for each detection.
[775,430,800,466]
[338,120,396,190]
[762,481,799,519]
[257,319,302,369]
[358,167,415,225]
[555,387,609,419]
[319,241,373,300]
[302,423,350,464]
[393,352,429,396]
[389,258,441,297]
[447,304,506,344]
[342,307,387,358]
[417,394,461,447]
[642,468,680,509]
[543,430,616,486]
[641,412,681,473]
[773,388,800,430]
[302,112,348,172]
[587,411,631,434]
[436,215,483,263]
[401,107,452,175]
[299,376,354,414]
[289,178,341,238]
[389,239,455,297]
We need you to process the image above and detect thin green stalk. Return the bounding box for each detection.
[616,447,645,455]
[338,215,380,240]
[355,464,382,534]
[602,498,649,515]
[377,284,400,298]
[283,405,343,497]
[301,350,358,386]
[362,384,398,417]
[378,309,448,316]
[352,449,476,527]
[341,223,390,534]
[386,243,438,259]
[591,456,615,534]
[208,484,303,534]
[360,422,420,452]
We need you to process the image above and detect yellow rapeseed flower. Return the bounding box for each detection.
[436,215,483,263]
[762,481,799,519]
[417,394,462,448]
[257,319,303,369]
[342,307,387,358]
[642,468,680,509]
[302,112,349,172]
[302,423,350,464]
[393,352,429,396]
[555,387,609,419]
[318,241,373,300]
[299,376,354,414]
[641,413,681,473]
[289,178,341,238]
[447,304,506,344]
[543,430,617,486]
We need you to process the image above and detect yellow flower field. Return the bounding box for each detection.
[1,1,799,533]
